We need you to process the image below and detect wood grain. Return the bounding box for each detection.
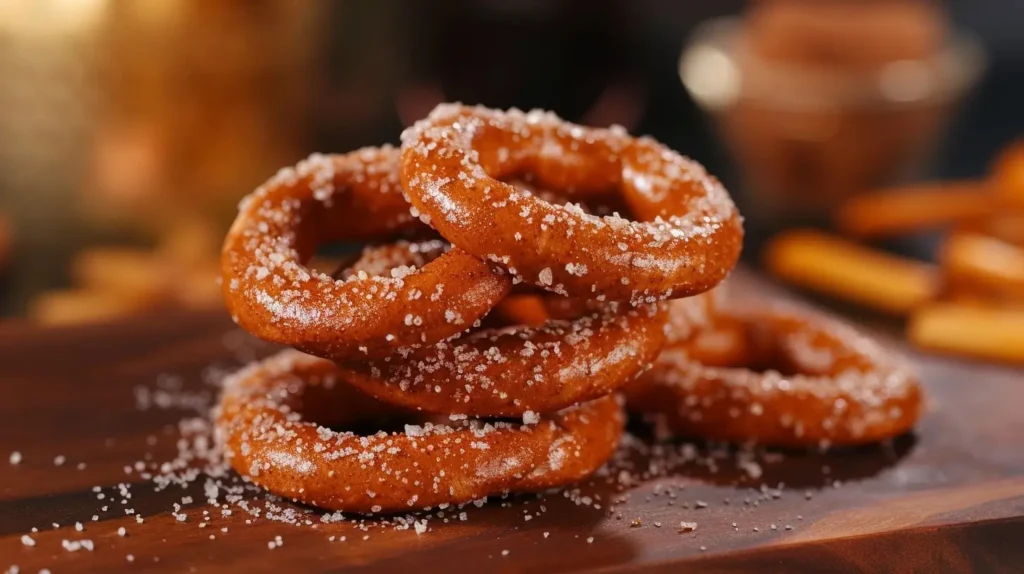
[0,271,1022,573]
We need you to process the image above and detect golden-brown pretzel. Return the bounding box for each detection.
[329,243,668,417]
[626,299,923,447]
[221,148,511,360]
[488,294,552,327]
[215,350,624,513]
[400,104,743,304]
[494,290,718,344]
[338,302,666,417]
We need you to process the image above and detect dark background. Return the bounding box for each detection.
[314,1,1022,178]
[0,0,1021,318]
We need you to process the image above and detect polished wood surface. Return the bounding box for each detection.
[1,271,1022,573]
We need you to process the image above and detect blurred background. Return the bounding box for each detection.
[0,0,1022,338]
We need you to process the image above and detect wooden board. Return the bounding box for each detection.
[1,271,1022,573]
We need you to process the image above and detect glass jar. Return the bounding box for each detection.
[679,16,985,228]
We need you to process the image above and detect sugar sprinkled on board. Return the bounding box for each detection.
[9,248,863,557]
[61,539,94,552]
[678,522,697,533]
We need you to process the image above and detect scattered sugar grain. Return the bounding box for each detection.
[678,522,697,533]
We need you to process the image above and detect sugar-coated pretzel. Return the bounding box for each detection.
[488,294,552,327]
[221,147,512,360]
[626,300,923,447]
[662,290,721,345]
[215,350,624,513]
[400,104,744,303]
[494,290,718,344]
[514,388,625,492]
[338,301,666,417]
[331,239,449,282]
[490,294,602,327]
[328,238,668,416]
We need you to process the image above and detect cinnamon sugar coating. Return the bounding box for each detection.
[626,298,923,447]
[400,104,744,304]
[221,148,511,360]
[216,350,624,513]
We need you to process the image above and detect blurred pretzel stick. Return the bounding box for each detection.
[28,289,155,326]
[764,230,939,314]
[29,217,227,326]
[71,247,172,302]
[836,139,1024,238]
[156,218,221,268]
[834,181,994,238]
[991,139,1024,208]
[940,233,1024,302]
[908,303,1024,365]
[173,263,222,309]
[957,213,1024,248]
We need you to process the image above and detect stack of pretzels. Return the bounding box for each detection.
[216,104,922,514]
